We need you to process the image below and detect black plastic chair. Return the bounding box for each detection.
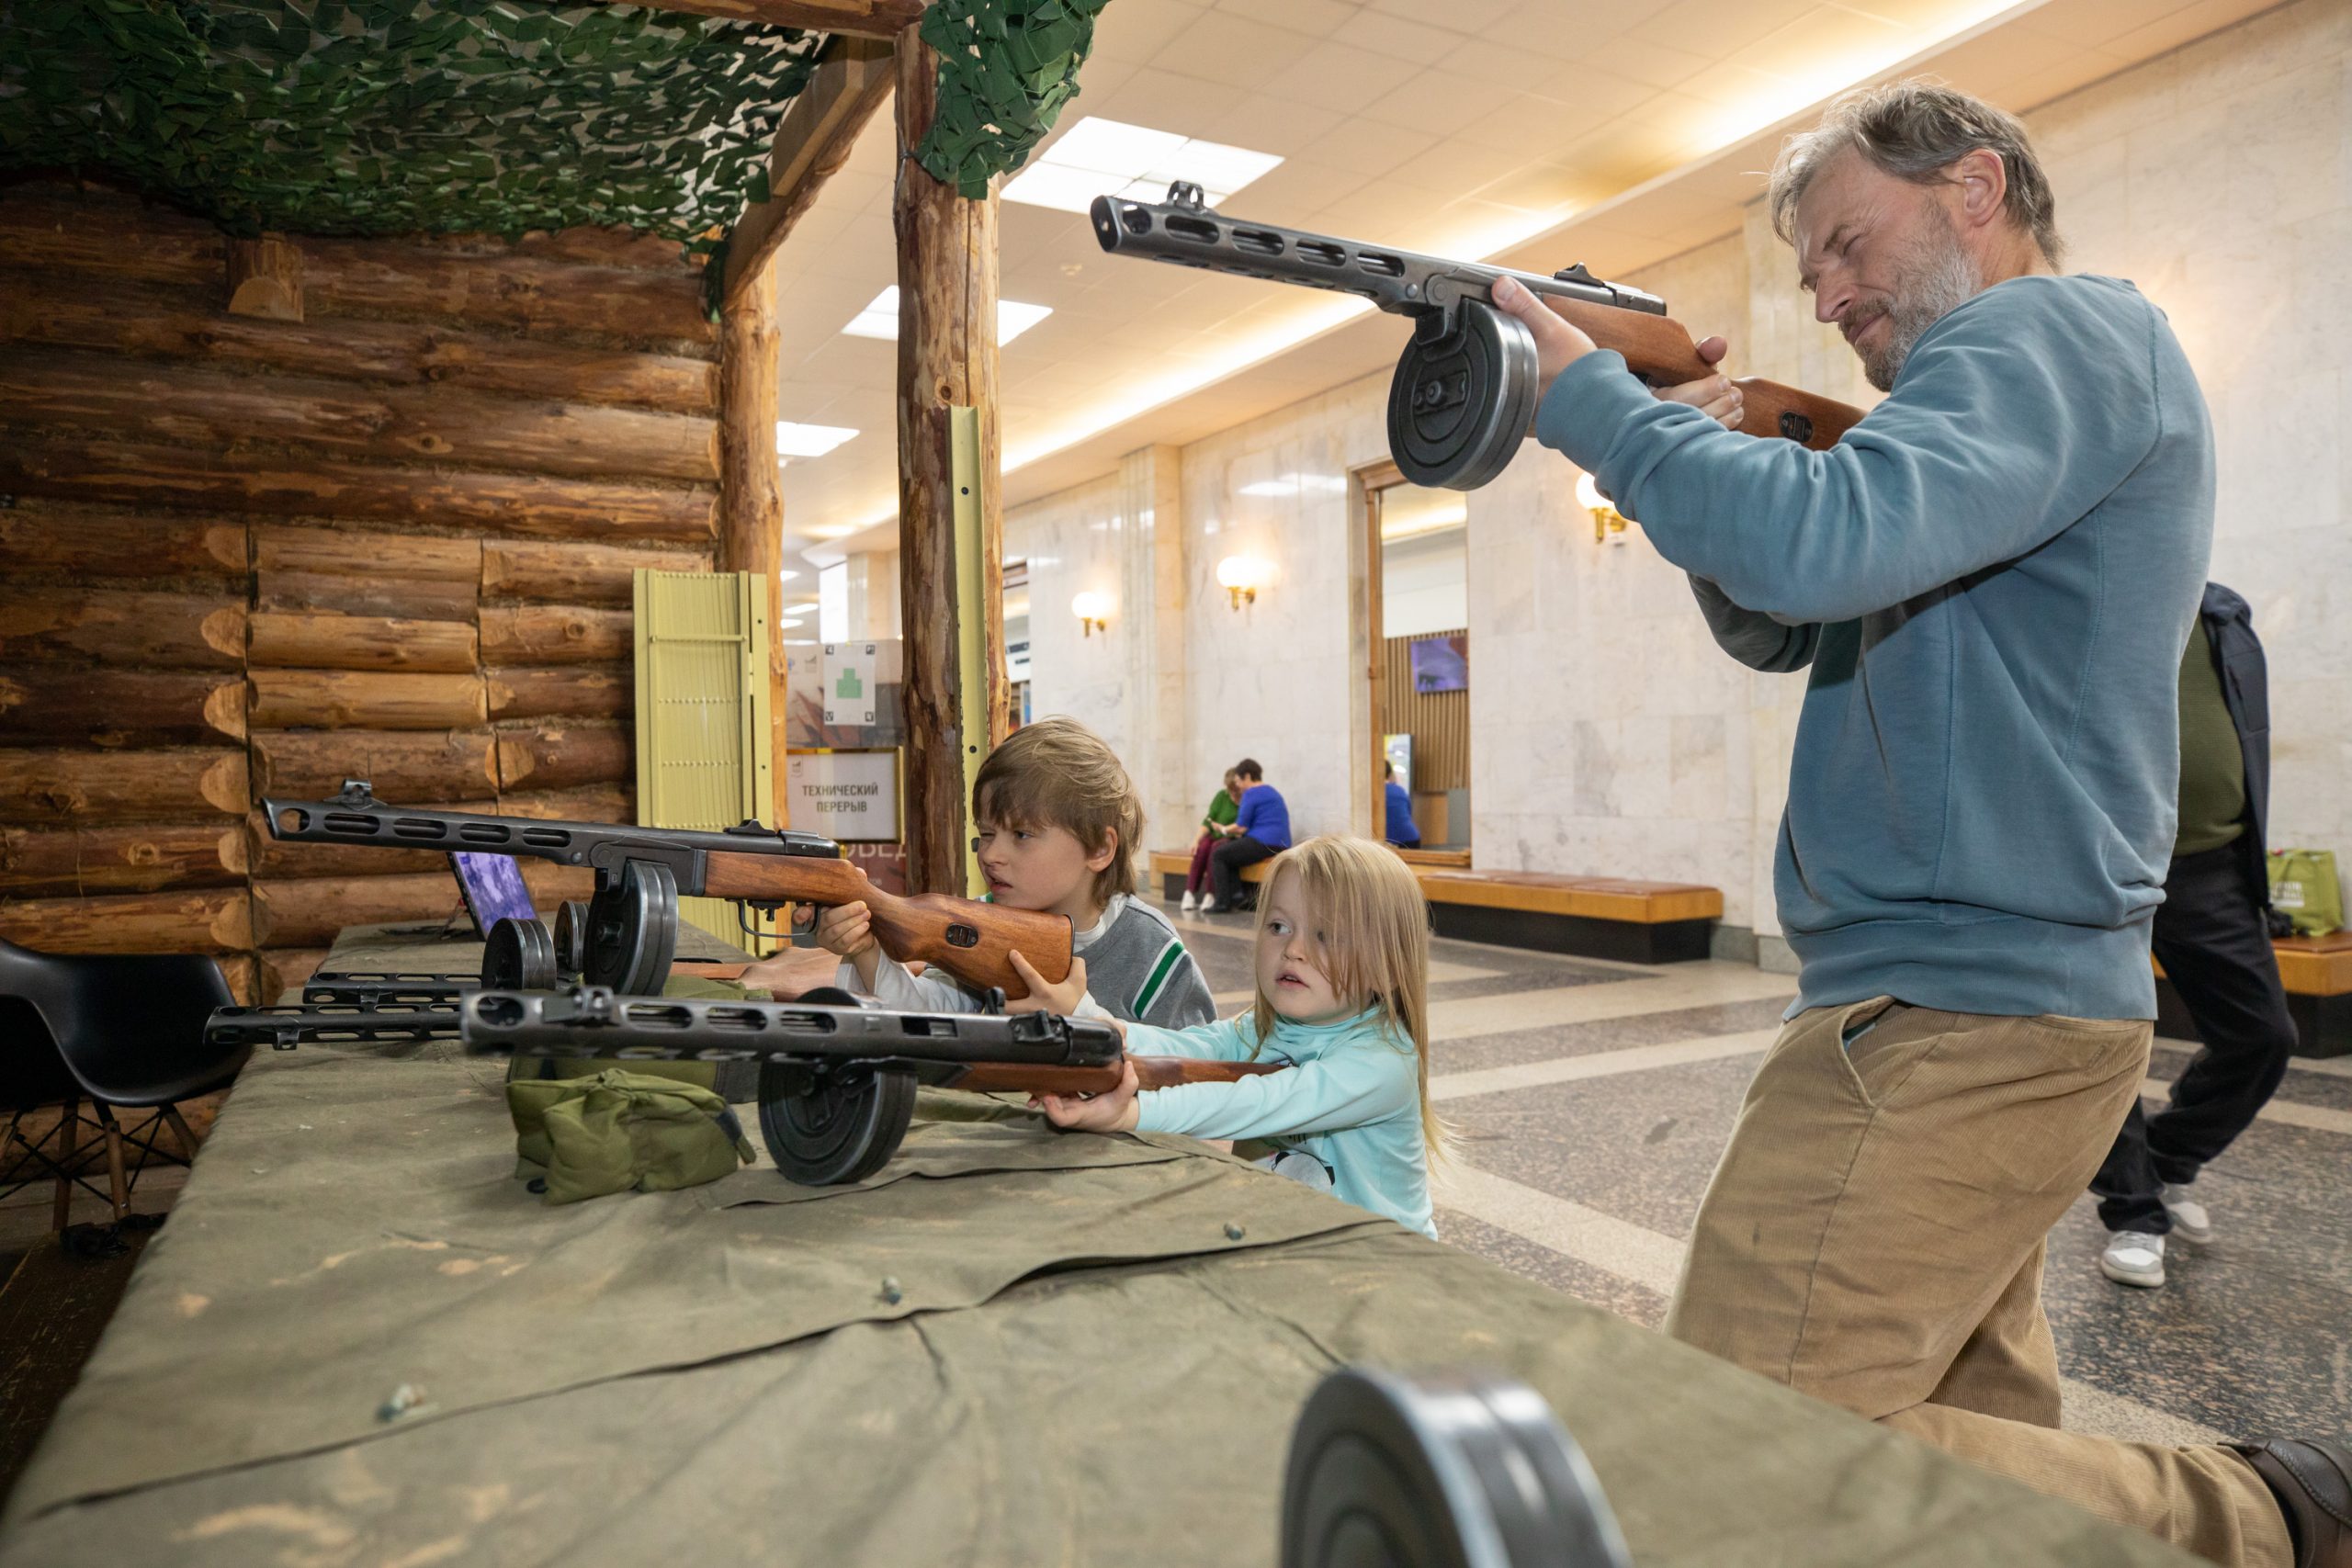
[0,939,249,1232]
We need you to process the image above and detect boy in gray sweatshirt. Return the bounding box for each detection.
[818,716,1215,1030]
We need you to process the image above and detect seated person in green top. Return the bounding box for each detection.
[1181,768,1243,913]
[815,716,1216,1030]
[1024,835,1442,1239]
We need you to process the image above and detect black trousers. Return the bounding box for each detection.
[2090,840,2298,1233]
[1209,835,1279,908]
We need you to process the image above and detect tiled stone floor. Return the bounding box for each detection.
[1161,895,2352,1447]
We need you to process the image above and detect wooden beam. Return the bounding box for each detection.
[723,36,896,306]
[717,256,790,827]
[892,22,1005,897]
[623,0,923,39]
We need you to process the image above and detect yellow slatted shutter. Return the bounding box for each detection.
[632,569,778,953]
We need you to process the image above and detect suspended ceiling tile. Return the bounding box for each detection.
[1392,139,1546,198]
[1368,0,1521,34]
[1154,9,1326,92]
[1203,97,1353,162]
[1629,0,1825,56]
[1575,33,1723,93]
[1736,6,1914,83]
[1265,40,1429,113]
[1358,72,1520,139]
[1086,66,1251,141]
[1345,10,1476,62]
[1221,0,1364,40]
[1299,116,1444,179]
[1456,74,1659,151]
[1089,0,1209,65]
[1495,0,1641,61]
[1471,159,1621,215]
[1226,156,1373,223]
[1437,37,1603,96]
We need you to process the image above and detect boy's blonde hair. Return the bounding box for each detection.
[1249,835,1444,1161]
[971,716,1143,906]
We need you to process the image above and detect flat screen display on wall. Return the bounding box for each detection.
[1410,634,1468,694]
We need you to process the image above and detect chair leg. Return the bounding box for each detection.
[53,1097,79,1233]
[161,1103,203,1161]
[97,1103,129,1224]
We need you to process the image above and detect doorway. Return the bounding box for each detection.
[1362,463,1470,856]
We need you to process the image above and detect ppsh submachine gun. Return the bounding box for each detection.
[1092,181,1865,491]
[263,780,1074,999]
[209,986,1286,1185]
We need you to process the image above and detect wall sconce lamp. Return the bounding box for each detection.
[1071,591,1113,638]
[1577,470,1629,545]
[1216,555,1268,610]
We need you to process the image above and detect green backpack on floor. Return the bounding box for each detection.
[506,1070,753,1205]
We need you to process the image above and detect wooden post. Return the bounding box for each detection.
[226,234,302,321]
[893,23,1005,897]
[717,256,789,829]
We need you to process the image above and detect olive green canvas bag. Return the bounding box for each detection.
[506,1070,754,1205]
[2267,849,2344,937]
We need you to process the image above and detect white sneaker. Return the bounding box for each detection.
[2100,1231,2165,1288]
[1180,891,1198,912]
[1199,898,1221,914]
[2162,1183,2214,1245]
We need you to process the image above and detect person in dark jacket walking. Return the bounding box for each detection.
[2092,582,2298,1288]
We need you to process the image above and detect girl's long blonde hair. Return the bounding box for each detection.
[1249,835,1444,1161]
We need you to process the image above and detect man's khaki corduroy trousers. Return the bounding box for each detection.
[1666,997,2291,1567]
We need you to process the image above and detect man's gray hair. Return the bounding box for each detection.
[1767,80,2063,265]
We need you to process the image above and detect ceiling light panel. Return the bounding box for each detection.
[774,422,858,457]
[842,286,1054,345]
[1003,115,1283,213]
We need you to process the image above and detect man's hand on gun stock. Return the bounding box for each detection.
[1489,276,1746,435]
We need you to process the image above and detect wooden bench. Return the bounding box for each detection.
[1147,850,1722,964]
[2155,931,2352,1057]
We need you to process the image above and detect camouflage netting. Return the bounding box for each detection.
[0,0,1110,253]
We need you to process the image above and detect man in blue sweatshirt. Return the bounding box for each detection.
[1206,757,1289,914]
[1492,82,2343,1568]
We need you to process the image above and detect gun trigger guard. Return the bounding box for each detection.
[978,986,1008,1017]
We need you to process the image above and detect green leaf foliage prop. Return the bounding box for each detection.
[0,1,826,254]
[916,0,1111,200]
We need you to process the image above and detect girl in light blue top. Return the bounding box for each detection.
[1033,835,1442,1238]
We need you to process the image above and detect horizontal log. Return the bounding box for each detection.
[0,186,220,287]
[0,187,714,348]
[246,610,478,673]
[247,670,488,730]
[0,501,247,583]
[0,434,718,543]
[0,749,248,824]
[0,822,250,897]
[0,887,254,954]
[628,0,922,38]
[0,668,246,746]
[0,274,720,416]
[480,604,632,665]
[496,724,631,793]
[258,947,330,1004]
[251,523,479,583]
[519,860,598,907]
[251,728,497,802]
[487,665,632,721]
[247,802,494,880]
[252,873,464,949]
[481,538,711,605]
[255,571,478,622]
[6,351,719,484]
[501,784,633,823]
[0,588,245,670]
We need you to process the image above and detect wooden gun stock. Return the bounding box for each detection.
[703,849,1073,999]
[1544,296,1865,450]
[945,1055,1289,1097]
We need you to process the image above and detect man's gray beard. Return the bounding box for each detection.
[1860,223,1983,392]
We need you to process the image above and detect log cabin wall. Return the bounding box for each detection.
[0,182,721,1002]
